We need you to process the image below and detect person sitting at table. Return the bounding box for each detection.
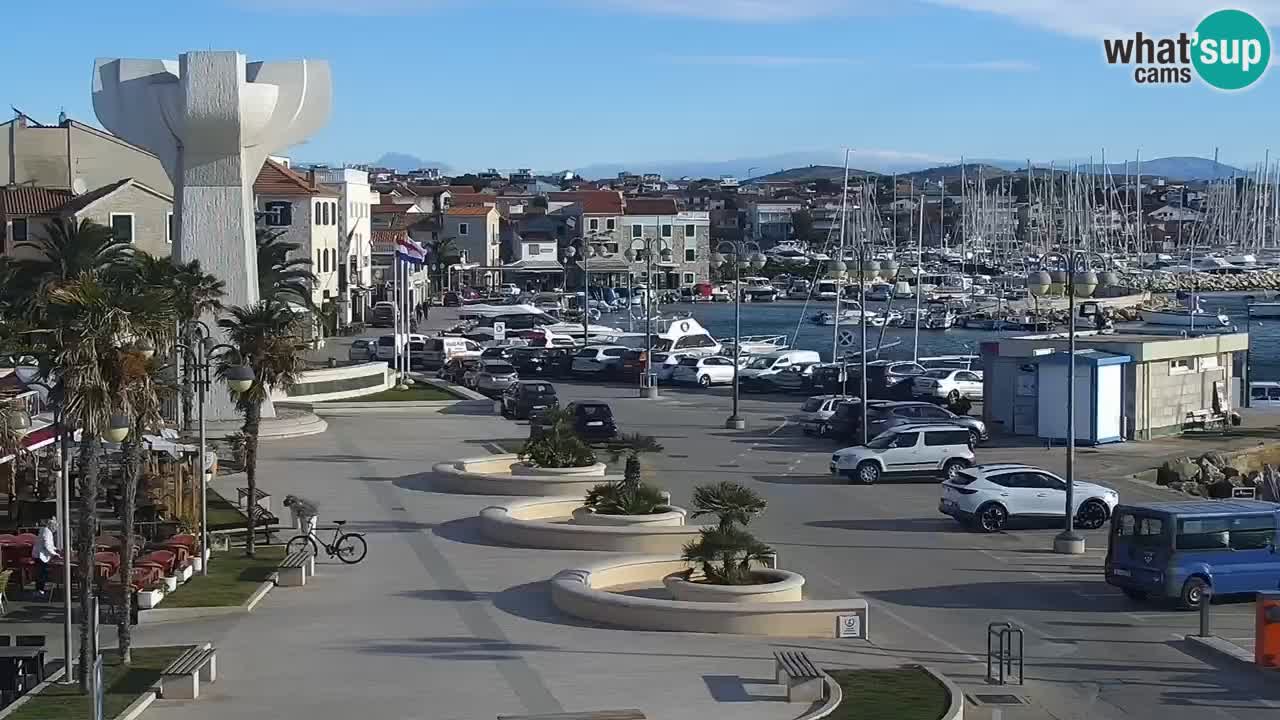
[31,519,60,599]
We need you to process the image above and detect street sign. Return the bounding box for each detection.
[838,329,856,347]
[493,322,506,341]
[836,611,865,639]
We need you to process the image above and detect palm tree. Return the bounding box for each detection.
[427,236,459,294]
[681,482,772,586]
[45,271,171,689]
[257,229,317,309]
[215,302,304,557]
[10,218,133,323]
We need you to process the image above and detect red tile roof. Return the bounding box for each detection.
[371,229,407,252]
[254,159,333,196]
[0,186,74,215]
[446,206,494,216]
[624,197,679,215]
[548,190,623,215]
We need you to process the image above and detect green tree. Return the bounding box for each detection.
[215,302,304,558]
[790,210,815,245]
[519,406,595,468]
[8,217,133,324]
[681,481,772,585]
[585,434,667,515]
[427,236,459,294]
[257,228,317,309]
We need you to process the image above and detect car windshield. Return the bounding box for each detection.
[746,357,775,369]
[865,433,896,449]
[524,384,554,395]
[924,369,951,379]
[485,363,514,374]
[678,357,700,367]
[377,337,394,346]
[578,404,612,418]
[801,398,825,412]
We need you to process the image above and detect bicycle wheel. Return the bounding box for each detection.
[285,533,319,557]
[334,533,367,564]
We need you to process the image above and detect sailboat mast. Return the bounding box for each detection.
[832,148,851,363]
[914,193,925,363]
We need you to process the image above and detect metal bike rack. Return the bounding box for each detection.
[987,622,1024,685]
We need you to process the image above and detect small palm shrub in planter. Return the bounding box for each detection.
[520,407,596,468]
[681,481,773,585]
[585,448,667,515]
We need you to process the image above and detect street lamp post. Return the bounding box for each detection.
[713,241,765,429]
[564,230,615,341]
[626,236,675,399]
[1027,252,1115,555]
[855,254,899,445]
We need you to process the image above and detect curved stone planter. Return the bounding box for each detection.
[571,506,687,527]
[663,568,804,603]
[432,455,613,496]
[550,555,869,637]
[479,497,705,553]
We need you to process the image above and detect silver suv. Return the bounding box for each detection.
[831,424,975,484]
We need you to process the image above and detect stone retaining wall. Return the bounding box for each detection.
[479,497,704,553]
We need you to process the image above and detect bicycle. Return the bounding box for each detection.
[285,520,367,564]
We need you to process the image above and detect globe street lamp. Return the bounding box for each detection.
[713,240,765,429]
[626,236,673,399]
[1027,250,1112,555]
[565,230,615,341]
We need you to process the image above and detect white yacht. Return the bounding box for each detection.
[814,279,841,301]
[719,335,788,357]
[1247,294,1280,319]
[458,303,622,339]
[741,277,778,302]
[1140,298,1231,327]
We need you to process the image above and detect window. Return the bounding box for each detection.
[1170,358,1193,374]
[529,244,541,255]
[1254,386,1270,400]
[685,248,696,262]
[682,272,695,284]
[459,222,470,236]
[1229,516,1276,550]
[957,371,980,382]
[891,432,919,448]
[1199,355,1220,370]
[1176,518,1230,551]
[1114,514,1164,545]
[264,201,292,226]
[924,429,971,447]
[684,223,696,237]
[588,218,599,231]
[661,224,672,238]
[606,242,619,254]
[110,213,134,243]
[166,212,174,244]
[10,218,28,247]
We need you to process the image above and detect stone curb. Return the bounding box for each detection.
[114,689,157,720]
[1184,634,1256,667]
[920,664,965,720]
[307,400,495,415]
[794,673,842,720]
[138,578,275,624]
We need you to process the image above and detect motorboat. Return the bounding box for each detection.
[837,300,881,326]
[814,279,840,301]
[786,279,813,299]
[1140,298,1230,327]
[892,281,915,299]
[903,302,956,330]
[767,241,809,263]
[863,284,892,302]
[719,334,788,358]
[810,311,836,326]
[650,316,722,355]
[1246,293,1280,319]
[742,277,779,302]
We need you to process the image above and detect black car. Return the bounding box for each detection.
[501,380,559,420]
[565,401,617,440]
[829,399,898,442]
[438,357,481,384]
[480,346,516,361]
[510,348,573,378]
[443,291,462,307]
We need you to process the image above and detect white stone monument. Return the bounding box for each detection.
[92,51,331,420]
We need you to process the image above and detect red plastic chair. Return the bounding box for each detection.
[93,552,120,576]
[137,550,175,576]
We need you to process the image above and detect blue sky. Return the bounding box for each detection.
[3,0,1277,172]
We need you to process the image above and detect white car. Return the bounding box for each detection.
[571,346,628,375]
[650,353,686,382]
[796,395,854,436]
[672,356,737,387]
[913,368,983,403]
[498,283,522,297]
[939,463,1120,533]
[471,360,519,394]
[830,424,974,484]
[347,337,377,362]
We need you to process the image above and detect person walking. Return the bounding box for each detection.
[424,296,432,320]
[32,518,60,599]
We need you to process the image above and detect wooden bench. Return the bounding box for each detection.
[237,487,271,511]
[774,650,824,703]
[276,549,313,587]
[159,646,217,700]
[1184,409,1226,432]
[494,707,645,712]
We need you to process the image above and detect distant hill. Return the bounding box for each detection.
[897,163,1013,183]
[372,152,452,173]
[749,165,879,183]
[1084,156,1245,181]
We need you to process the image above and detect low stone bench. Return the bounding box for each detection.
[159,646,217,700]
[774,650,823,703]
[277,550,312,587]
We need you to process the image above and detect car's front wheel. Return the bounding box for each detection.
[976,502,1008,533]
[1180,577,1210,609]
[698,374,711,387]
[968,430,980,448]
[1075,499,1110,530]
[854,461,881,485]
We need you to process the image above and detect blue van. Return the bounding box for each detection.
[1105,500,1280,608]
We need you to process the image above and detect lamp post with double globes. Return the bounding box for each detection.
[563,230,616,341]
[855,254,899,445]
[712,241,766,429]
[1027,251,1116,555]
[626,236,675,399]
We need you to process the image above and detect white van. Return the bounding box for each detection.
[419,336,483,368]
[374,333,430,362]
[738,350,823,379]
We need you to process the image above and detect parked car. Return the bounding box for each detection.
[498,283,522,298]
[796,395,855,437]
[443,291,463,307]
[865,360,928,398]
[480,346,517,362]
[651,353,685,382]
[830,424,975,484]
[420,336,484,368]
[370,301,397,328]
[1104,500,1280,608]
[438,357,482,384]
[740,362,817,394]
[348,337,377,362]
[471,360,519,394]
[940,463,1119,533]
[501,380,559,420]
[913,368,984,403]
[565,401,618,440]
[619,350,652,381]
[738,350,823,379]
[570,346,629,376]
[865,401,987,446]
[671,356,737,387]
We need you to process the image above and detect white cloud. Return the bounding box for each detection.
[914,59,1038,71]
[923,0,1279,38]
[668,55,859,66]
[594,0,858,22]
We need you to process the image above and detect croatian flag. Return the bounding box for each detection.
[396,237,426,265]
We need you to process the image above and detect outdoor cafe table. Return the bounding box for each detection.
[0,646,46,706]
